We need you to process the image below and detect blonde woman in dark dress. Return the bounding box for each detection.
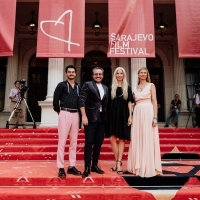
[106,67,134,174]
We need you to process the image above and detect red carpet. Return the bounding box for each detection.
[0,128,200,160]
[0,160,157,200]
[172,177,200,200]
[0,128,199,199]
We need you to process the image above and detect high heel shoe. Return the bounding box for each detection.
[110,167,117,172]
[110,161,117,172]
[116,161,123,174]
[117,160,122,166]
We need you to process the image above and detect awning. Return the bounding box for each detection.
[36,0,85,58]
[107,0,155,58]
[0,0,16,57]
[175,0,200,58]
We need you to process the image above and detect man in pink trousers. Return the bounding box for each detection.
[53,65,81,178]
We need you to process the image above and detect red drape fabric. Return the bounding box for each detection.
[36,0,85,58]
[175,0,200,58]
[107,0,155,58]
[0,0,16,57]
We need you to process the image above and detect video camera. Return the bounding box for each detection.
[19,79,29,96]
[193,82,200,93]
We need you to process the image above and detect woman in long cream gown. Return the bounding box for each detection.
[127,67,162,178]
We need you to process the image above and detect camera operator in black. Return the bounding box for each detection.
[9,80,25,127]
[193,86,200,128]
[164,94,181,127]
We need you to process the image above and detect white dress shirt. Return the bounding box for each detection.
[193,93,200,105]
[96,83,104,112]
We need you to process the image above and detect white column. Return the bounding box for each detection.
[173,44,190,127]
[3,43,18,112]
[119,58,130,84]
[163,66,174,117]
[131,58,146,89]
[38,58,64,127]
[173,44,187,111]
[46,58,64,101]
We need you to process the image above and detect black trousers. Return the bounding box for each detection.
[195,107,200,127]
[84,114,105,168]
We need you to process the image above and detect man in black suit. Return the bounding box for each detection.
[79,67,108,178]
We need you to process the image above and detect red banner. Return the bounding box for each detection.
[107,0,155,58]
[0,0,16,57]
[175,0,200,58]
[37,0,85,58]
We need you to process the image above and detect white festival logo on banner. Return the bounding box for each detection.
[40,10,80,52]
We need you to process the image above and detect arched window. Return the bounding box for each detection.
[81,51,111,86]
[27,54,48,122]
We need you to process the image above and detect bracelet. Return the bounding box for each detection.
[153,117,158,120]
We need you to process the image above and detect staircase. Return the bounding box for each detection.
[0,128,199,160]
[0,128,199,200]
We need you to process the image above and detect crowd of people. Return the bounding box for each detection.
[53,65,163,178]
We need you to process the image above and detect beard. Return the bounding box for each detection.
[67,76,75,80]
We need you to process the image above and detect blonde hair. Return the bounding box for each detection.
[137,67,151,85]
[111,67,128,100]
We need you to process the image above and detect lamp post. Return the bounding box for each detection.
[26,11,38,35]
[156,13,168,36]
[92,12,102,36]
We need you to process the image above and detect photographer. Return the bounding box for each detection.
[193,86,200,128]
[164,94,181,127]
[9,80,25,128]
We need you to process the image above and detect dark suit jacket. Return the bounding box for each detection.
[79,81,108,122]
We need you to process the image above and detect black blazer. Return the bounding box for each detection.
[79,81,108,122]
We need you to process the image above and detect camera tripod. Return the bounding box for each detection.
[185,92,197,128]
[6,96,36,129]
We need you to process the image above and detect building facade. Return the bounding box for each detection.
[0,0,199,128]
